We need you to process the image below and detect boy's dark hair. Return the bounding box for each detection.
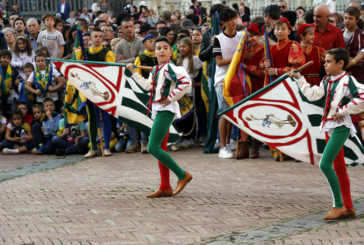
[176,28,191,37]
[42,14,55,22]
[304,9,314,24]
[10,109,22,119]
[220,8,237,22]
[35,51,47,59]
[13,17,26,27]
[16,101,28,109]
[296,6,305,12]
[32,103,43,112]
[24,62,35,70]
[281,10,297,28]
[0,49,12,59]
[345,6,360,20]
[43,97,55,104]
[36,46,50,57]
[264,5,281,20]
[155,36,171,47]
[210,4,225,17]
[75,18,88,30]
[326,48,349,68]
[91,27,103,34]
[159,26,172,37]
[55,17,64,26]
[121,17,133,25]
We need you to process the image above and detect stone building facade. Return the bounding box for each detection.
[133,0,351,17]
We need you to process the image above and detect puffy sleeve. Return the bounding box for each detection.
[339,76,364,116]
[296,76,325,101]
[165,64,192,102]
[277,41,306,75]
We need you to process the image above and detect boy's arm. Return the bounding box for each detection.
[289,70,325,101]
[338,77,364,116]
[4,126,19,142]
[58,45,64,58]
[49,75,65,92]
[25,80,41,95]
[215,55,232,67]
[126,63,153,91]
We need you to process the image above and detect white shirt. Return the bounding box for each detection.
[61,3,65,13]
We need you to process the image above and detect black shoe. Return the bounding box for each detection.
[56,148,66,156]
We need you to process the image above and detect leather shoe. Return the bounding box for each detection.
[173,171,192,195]
[342,207,356,219]
[323,206,346,220]
[146,187,173,198]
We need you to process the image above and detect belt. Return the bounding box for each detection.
[303,74,319,78]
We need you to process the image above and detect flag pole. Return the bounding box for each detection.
[47,58,153,70]
[218,61,314,116]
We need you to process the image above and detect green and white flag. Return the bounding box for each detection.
[52,59,182,143]
[221,75,364,166]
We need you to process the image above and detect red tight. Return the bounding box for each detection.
[158,132,171,191]
[325,133,353,210]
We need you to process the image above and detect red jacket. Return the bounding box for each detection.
[344,27,364,82]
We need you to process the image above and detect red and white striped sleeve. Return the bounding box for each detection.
[165,64,192,102]
[339,76,364,116]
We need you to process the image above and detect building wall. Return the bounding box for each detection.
[133,0,351,17]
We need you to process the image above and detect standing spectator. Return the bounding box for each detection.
[80,8,92,22]
[37,14,65,58]
[190,0,200,16]
[9,5,22,18]
[13,18,27,37]
[344,7,364,83]
[213,8,242,159]
[239,0,251,23]
[326,0,336,13]
[66,11,76,26]
[115,17,144,63]
[296,6,306,20]
[147,9,158,27]
[11,36,35,80]
[92,1,102,12]
[263,5,281,43]
[278,0,288,12]
[57,0,71,21]
[115,17,145,153]
[4,28,16,51]
[161,10,172,26]
[101,25,114,45]
[8,13,20,28]
[27,18,40,51]
[312,5,345,51]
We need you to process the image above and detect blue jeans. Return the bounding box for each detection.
[2,139,34,150]
[52,136,89,154]
[126,125,148,148]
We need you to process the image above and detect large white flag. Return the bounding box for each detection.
[222,75,364,166]
[52,59,182,143]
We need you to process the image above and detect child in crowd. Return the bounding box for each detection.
[31,103,45,150]
[297,24,325,86]
[289,48,362,220]
[213,8,243,159]
[16,102,33,126]
[0,49,19,113]
[18,62,35,107]
[11,36,35,80]
[133,34,158,153]
[0,104,6,140]
[25,52,65,111]
[127,36,192,198]
[37,14,65,59]
[191,28,203,56]
[262,17,305,78]
[2,109,34,154]
[52,115,89,155]
[36,98,62,154]
[175,37,204,149]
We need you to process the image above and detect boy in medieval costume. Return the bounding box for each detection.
[126,36,193,198]
[289,48,362,220]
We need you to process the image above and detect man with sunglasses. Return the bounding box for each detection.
[278,0,288,12]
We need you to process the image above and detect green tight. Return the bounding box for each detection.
[320,126,350,208]
[148,111,186,180]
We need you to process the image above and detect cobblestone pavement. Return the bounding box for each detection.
[0,147,363,244]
